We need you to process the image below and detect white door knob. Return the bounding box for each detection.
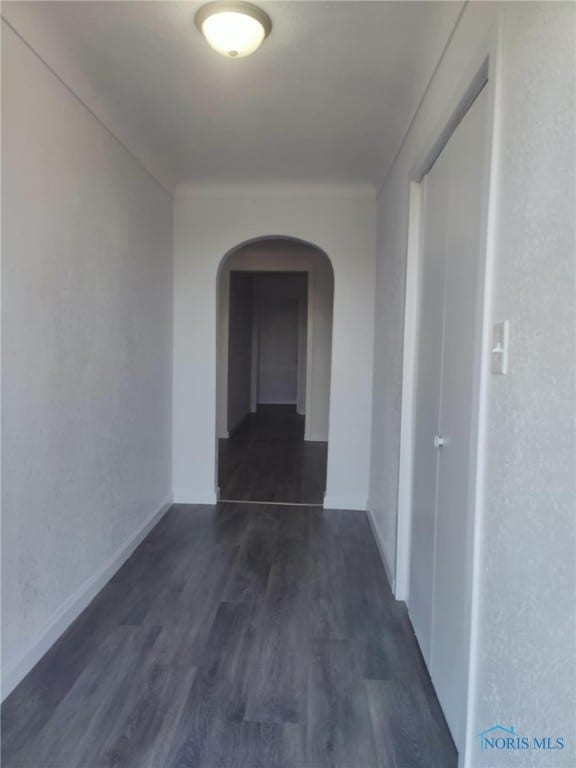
[434,435,446,448]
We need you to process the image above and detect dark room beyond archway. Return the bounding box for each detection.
[216,237,334,504]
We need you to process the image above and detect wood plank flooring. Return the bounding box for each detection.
[218,405,327,504]
[1,503,457,768]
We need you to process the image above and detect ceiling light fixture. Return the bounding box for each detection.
[195,2,272,58]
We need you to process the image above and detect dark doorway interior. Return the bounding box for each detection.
[218,405,327,504]
[219,269,328,504]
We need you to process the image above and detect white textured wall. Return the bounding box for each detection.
[2,23,173,691]
[473,4,575,766]
[173,193,375,509]
[369,2,575,766]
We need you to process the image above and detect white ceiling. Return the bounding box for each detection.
[3,1,464,193]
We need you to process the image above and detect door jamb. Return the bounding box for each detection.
[303,268,315,440]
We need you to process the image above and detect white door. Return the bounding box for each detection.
[257,297,299,404]
[409,145,451,665]
[409,87,489,748]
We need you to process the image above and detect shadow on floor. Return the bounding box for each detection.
[218,405,327,504]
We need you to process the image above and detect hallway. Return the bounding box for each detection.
[1,504,456,768]
[3,3,573,765]
[218,405,328,505]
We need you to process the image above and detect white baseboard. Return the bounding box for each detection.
[172,490,218,505]
[257,400,297,405]
[304,432,328,442]
[323,495,367,511]
[1,497,172,701]
[366,505,396,593]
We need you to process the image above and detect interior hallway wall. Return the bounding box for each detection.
[474,4,575,765]
[2,22,173,695]
[173,192,375,509]
[368,2,575,765]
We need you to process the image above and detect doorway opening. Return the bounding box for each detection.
[216,238,334,505]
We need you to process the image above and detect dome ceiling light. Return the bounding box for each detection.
[195,2,272,58]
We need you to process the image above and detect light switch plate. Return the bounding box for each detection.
[491,320,509,375]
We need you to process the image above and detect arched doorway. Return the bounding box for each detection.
[216,237,334,504]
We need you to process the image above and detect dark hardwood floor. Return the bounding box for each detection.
[1,503,457,768]
[218,405,327,505]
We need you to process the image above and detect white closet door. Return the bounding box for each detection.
[409,142,452,665]
[431,87,489,747]
[409,85,489,750]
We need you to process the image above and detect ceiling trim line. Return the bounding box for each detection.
[376,0,469,200]
[174,181,378,201]
[1,14,173,198]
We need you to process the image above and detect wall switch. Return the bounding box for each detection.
[491,320,509,375]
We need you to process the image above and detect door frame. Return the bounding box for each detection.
[394,21,503,764]
[219,266,314,437]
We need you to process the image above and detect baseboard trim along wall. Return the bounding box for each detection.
[304,432,328,442]
[173,490,218,505]
[1,497,173,701]
[323,496,367,512]
[366,506,396,594]
[257,400,298,405]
